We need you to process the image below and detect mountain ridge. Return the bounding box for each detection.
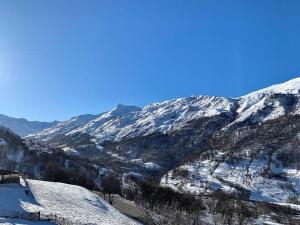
[0,114,59,137]
[26,77,300,146]
[1,77,300,214]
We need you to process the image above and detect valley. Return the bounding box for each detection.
[0,78,300,224]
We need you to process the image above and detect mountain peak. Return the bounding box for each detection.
[110,104,141,116]
[274,76,300,93]
[244,77,300,98]
[0,114,59,137]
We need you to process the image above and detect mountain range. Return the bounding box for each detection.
[1,77,300,209]
[0,114,58,137]
[26,77,300,151]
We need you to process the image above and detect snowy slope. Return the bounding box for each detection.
[26,114,98,141]
[0,114,58,137]
[27,77,300,148]
[0,183,37,214]
[240,77,300,106]
[0,183,54,225]
[160,111,300,206]
[27,97,237,145]
[161,157,300,203]
[26,179,139,225]
[0,180,138,225]
[234,77,300,124]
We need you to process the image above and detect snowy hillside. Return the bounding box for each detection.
[161,157,300,204]
[160,113,300,206]
[1,78,300,224]
[242,77,300,100]
[26,114,99,141]
[232,77,300,126]
[0,179,138,225]
[27,77,300,151]
[17,77,300,209]
[0,114,58,137]
[27,97,237,145]
[27,180,139,225]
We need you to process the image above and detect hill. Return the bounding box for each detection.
[0,178,138,225]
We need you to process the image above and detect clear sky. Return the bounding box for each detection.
[0,0,299,121]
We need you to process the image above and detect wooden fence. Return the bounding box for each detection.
[0,177,84,225]
[0,208,84,225]
[0,209,38,221]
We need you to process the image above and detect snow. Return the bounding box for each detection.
[261,221,284,225]
[233,77,300,125]
[161,153,300,205]
[62,147,80,156]
[0,114,58,137]
[27,96,237,145]
[27,77,300,150]
[0,183,35,213]
[143,162,160,170]
[26,179,139,225]
[0,218,53,225]
[0,179,139,225]
[239,77,300,111]
[276,202,300,211]
[106,151,127,161]
[247,77,300,96]
[22,77,300,210]
[26,114,98,141]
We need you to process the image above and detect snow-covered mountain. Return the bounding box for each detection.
[27,77,300,147]
[23,77,300,207]
[0,114,58,137]
[158,78,300,206]
[27,97,237,144]
[1,77,300,215]
[233,77,300,126]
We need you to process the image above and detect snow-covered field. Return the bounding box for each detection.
[0,179,139,225]
[0,182,54,225]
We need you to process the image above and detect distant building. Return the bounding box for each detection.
[0,169,20,184]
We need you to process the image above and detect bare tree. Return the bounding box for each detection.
[101,173,121,204]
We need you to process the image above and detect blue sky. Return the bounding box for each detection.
[0,0,299,121]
